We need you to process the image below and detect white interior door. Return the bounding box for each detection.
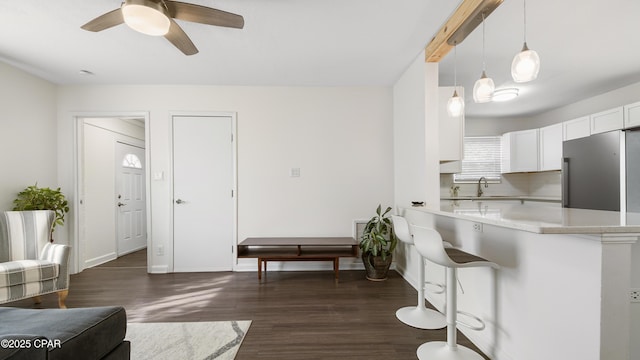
[115,142,147,256]
[172,115,234,272]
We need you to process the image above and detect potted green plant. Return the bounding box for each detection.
[359,204,397,281]
[12,184,70,239]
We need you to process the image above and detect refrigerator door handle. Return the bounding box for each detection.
[562,157,569,208]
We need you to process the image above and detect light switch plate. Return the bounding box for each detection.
[290,168,301,177]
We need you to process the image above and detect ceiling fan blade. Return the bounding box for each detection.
[164,19,198,55]
[165,1,244,29]
[81,8,124,32]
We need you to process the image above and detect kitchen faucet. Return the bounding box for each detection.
[477,177,488,197]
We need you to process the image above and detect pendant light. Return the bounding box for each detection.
[473,12,494,103]
[511,0,540,82]
[447,43,464,117]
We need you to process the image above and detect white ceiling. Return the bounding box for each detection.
[1,0,640,119]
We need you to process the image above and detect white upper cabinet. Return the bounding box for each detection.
[538,123,563,171]
[624,101,640,129]
[502,129,539,173]
[438,86,464,162]
[590,106,623,135]
[563,116,590,141]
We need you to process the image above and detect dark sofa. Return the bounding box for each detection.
[0,306,129,360]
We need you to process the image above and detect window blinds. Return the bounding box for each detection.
[453,136,502,182]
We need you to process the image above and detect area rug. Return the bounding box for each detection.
[125,320,251,360]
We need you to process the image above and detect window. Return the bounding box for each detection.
[453,136,502,183]
[122,154,142,169]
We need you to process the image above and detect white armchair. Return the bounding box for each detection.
[0,210,71,308]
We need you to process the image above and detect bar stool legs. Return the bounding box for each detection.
[409,224,498,360]
[390,215,446,330]
[417,267,484,360]
[395,255,446,329]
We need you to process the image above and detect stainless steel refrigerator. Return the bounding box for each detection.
[562,129,640,212]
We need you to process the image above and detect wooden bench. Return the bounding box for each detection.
[237,237,358,280]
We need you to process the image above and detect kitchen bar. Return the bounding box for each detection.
[397,201,640,360]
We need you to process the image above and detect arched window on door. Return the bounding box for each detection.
[122,153,142,169]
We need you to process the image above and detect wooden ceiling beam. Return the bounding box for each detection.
[425,0,504,63]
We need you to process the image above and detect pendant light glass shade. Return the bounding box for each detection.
[511,0,540,82]
[473,71,494,103]
[511,43,540,82]
[122,3,170,36]
[447,89,464,117]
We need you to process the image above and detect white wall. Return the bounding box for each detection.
[440,172,561,198]
[393,52,428,208]
[0,62,57,211]
[56,85,394,272]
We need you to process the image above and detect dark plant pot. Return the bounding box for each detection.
[362,253,392,281]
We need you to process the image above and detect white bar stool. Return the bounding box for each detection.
[391,215,446,330]
[410,224,499,360]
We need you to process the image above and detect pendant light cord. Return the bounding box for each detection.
[481,12,487,72]
[453,42,458,87]
[523,0,528,43]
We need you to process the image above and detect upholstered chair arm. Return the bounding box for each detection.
[39,243,71,290]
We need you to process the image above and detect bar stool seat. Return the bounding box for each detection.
[391,215,446,330]
[410,224,499,360]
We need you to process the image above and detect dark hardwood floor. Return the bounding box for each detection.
[3,250,489,359]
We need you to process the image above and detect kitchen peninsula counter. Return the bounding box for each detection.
[398,201,640,360]
[420,200,640,234]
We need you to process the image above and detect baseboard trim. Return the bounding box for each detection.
[84,252,117,269]
[149,265,168,274]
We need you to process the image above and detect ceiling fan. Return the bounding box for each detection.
[81,0,245,55]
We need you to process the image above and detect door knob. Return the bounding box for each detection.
[117,202,126,207]
[175,199,185,204]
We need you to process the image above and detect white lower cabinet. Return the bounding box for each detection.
[502,129,539,173]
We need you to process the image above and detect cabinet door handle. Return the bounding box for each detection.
[175,199,185,204]
[562,158,569,208]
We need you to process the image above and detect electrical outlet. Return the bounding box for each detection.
[472,222,483,233]
[157,245,164,256]
[631,289,640,303]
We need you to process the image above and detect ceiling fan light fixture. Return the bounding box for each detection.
[492,88,519,102]
[122,1,170,36]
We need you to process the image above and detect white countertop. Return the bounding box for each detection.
[406,200,640,234]
[440,195,561,202]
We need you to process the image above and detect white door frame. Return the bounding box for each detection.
[73,112,152,273]
[168,111,238,273]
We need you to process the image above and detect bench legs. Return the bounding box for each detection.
[257,258,341,280]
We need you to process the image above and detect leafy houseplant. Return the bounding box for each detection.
[359,204,398,281]
[13,184,70,237]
